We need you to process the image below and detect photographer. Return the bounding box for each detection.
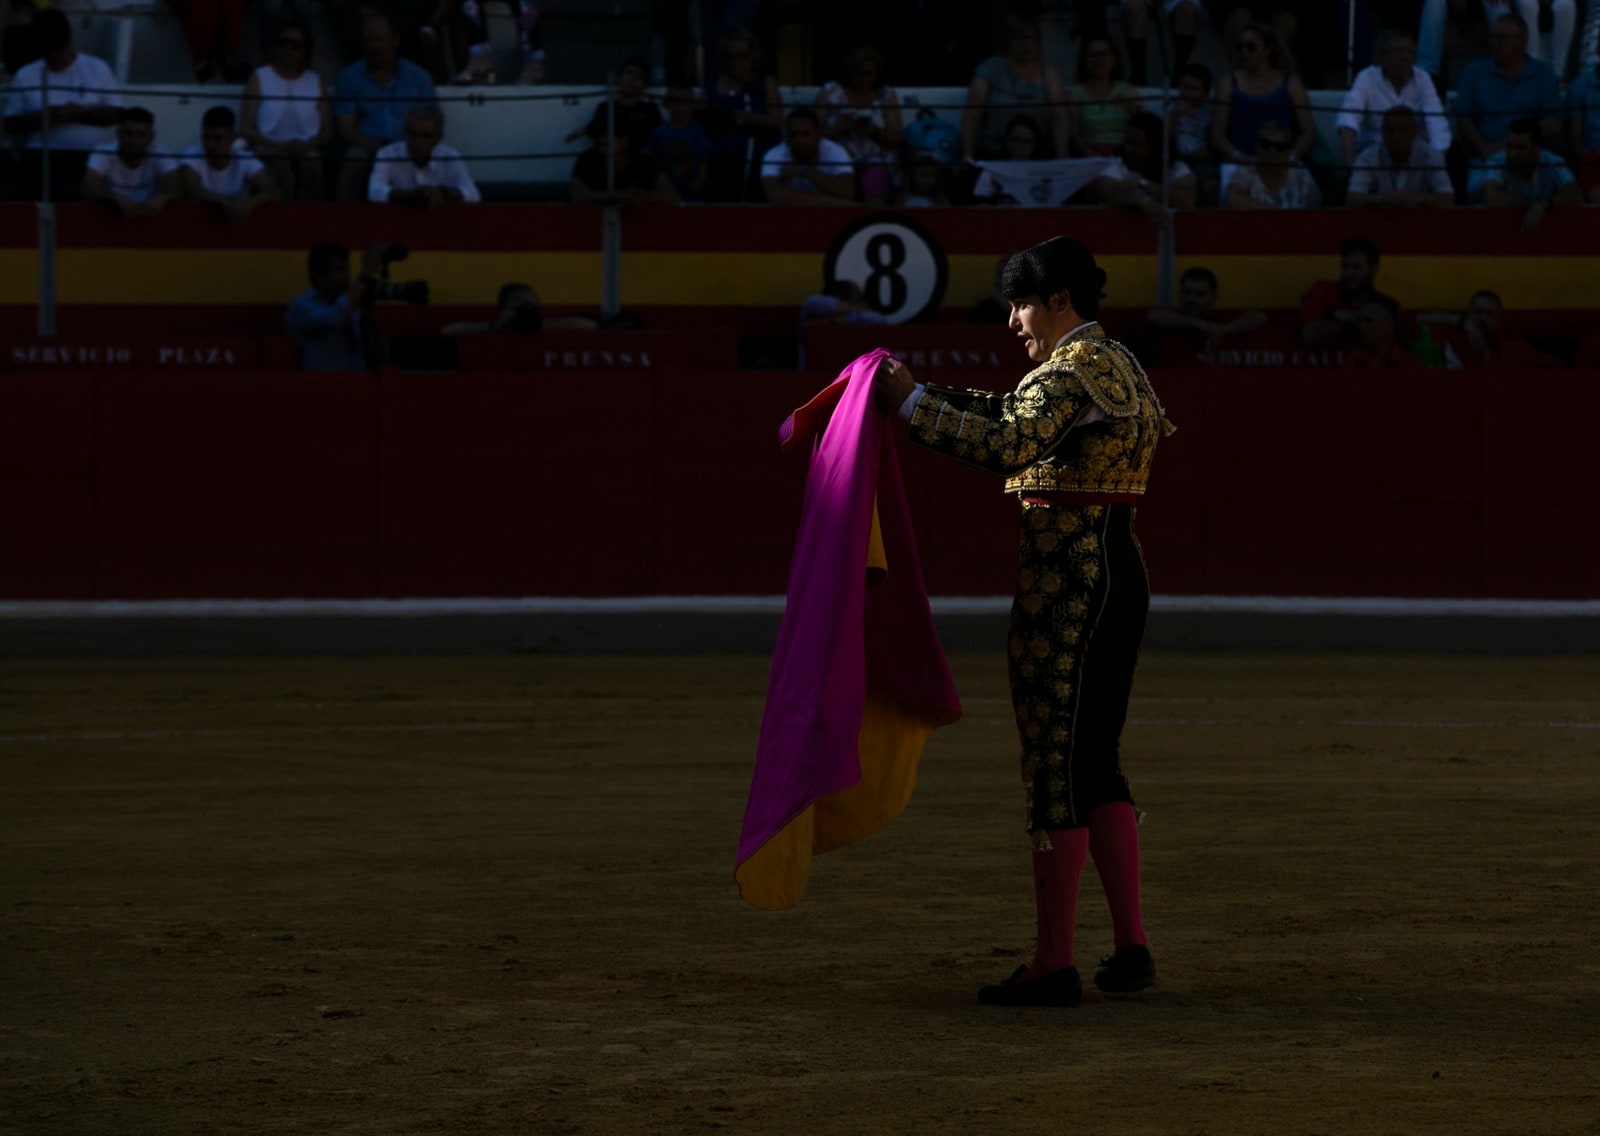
[286,242,383,371]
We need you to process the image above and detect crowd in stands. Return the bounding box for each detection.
[1139,234,1593,369]
[5,3,1600,211]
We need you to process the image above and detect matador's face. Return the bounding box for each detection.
[1008,292,1073,363]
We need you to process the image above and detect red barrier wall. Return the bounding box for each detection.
[3,368,1596,601]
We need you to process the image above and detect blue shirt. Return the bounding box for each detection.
[1453,57,1562,147]
[644,121,713,200]
[333,60,437,146]
[1569,68,1600,152]
[286,289,368,372]
[1482,149,1576,202]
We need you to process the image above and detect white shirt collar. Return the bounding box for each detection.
[1052,321,1095,351]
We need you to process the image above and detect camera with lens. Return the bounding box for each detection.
[370,244,430,305]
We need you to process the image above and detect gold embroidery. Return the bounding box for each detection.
[906,324,1169,497]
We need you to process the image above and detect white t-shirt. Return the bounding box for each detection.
[85,142,178,202]
[178,144,267,197]
[759,137,854,189]
[1098,156,1195,186]
[3,53,124,150]
[368,141,482,203]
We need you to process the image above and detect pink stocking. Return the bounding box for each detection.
[1089,802,1147,953]
[1026,828,1088,977]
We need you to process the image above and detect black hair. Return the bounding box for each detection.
[1469,289,1502,307]
[1000,236,1107,319]
[121,106,156,127]
[32,9,71,52]
[1341,236,1380,265]
[202,105,236,131]
[837,44,887,89]
[1506,116,1541,143]
[1180,62,1212,90]
[275,17,315,59]
[1493,10,1529,33]
[1180,266,1220,291]
[307,242,348,281]
[785,106,822,128]
[618,55,651,78]
[1077,35,1124,83]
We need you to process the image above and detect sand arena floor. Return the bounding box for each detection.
[2,650,1598,1135]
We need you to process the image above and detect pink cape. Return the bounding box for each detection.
[735,349,962,910]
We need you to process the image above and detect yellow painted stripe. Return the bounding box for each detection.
[3,250,603,306]
[0,249,1591,310]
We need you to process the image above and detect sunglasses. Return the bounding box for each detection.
[1256,138,1289,152]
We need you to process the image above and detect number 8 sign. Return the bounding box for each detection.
[823,215,948,325]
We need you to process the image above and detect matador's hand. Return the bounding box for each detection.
[874,355,916,409]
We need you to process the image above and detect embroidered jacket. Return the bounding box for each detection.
[906,322,1171,495]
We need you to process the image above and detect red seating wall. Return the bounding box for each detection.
[2,368,1596,600]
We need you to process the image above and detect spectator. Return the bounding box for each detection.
[1455,13,1563,199]
[81,107,180,218]
[1098,111,1197,223]
[1347,105,1453,208]
[645,87,714,202]
[327,0,451,79]
[1119,0,1203,86]
[1300,236,1399,349]
[1567,57,1600,202]
[1346,298,1427,369]
[1481,116,1582,231]
[967,114,1041,203]
[570,107,678,204]
[1416,289,1562,369]
[458,0,546,85]
[700,28,783,203]
[1415,1,1568,79]
[333,14,439,201]
[1516,0,1580,75]
[1069,36,1141,157]
[566,56,663,153]
[1223,119,1321,209]
[178,105,278,223]
[814,45,904,207]
[169,0,250,83]
[2,8,123,202]
[1166,63,1218,203]
[286,242,380,372]
[760,107,856,206]
[441,283,599,334]
[370,104,480,205]
[1145,265,1269,364]
[900,150,950,205]
[1336,28,1450,169]
[240,18,330,201]
[1210,22,1315,180]
[960,13,1071,160]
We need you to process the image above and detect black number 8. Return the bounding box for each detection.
[864,233,908,314]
